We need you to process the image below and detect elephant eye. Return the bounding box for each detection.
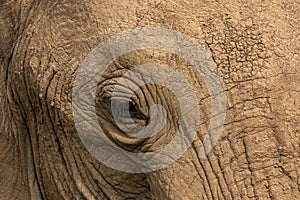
[128,101,148,120]
[105,97,148,122]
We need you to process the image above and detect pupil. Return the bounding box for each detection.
[129,102,138,115]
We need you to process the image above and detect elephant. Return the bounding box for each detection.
[0,0,299,199]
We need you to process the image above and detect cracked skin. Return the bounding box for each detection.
[0,0,299,199]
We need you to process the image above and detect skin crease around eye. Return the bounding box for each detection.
[95,71,180,151]
[93,50,189,153]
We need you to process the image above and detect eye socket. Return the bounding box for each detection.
[103,97,148,121]
[128,101,138,116]
[128,101,148,120]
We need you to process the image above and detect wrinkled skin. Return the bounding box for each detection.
[0,0,299,199]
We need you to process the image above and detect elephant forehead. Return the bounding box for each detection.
[12,0,273,87]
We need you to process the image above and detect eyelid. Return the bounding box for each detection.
[99,90,132,103]
[109,96,148,119]
[99,89,148,119]
[110,96,133,103]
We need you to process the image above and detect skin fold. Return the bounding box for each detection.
[0,0,299,199]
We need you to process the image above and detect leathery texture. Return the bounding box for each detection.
[0,0,299,199]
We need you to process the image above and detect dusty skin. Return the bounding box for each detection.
[0,0,299,199]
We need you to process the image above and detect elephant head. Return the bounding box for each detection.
[0,0,299,199]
